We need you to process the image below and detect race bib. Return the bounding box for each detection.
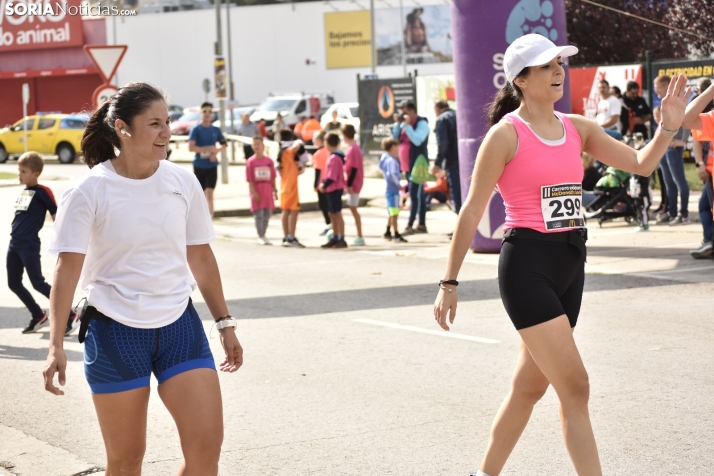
[200,152,212,159]
[541,183,584,230]
[254,166,271,181]
[14,190,35,211]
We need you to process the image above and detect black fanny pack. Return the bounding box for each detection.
[502,227,588,260]
[77,304,111,344]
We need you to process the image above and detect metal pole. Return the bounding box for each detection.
[226,0,236,163]
[23,104,28,154]
[215,0,228,183]
[399,0,406,77]
[370,0,375,73]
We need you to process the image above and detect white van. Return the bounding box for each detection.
[250,93,334,129]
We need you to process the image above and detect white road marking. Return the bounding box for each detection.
[352,318,500,344]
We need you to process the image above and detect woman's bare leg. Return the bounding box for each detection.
[518,315,602,475]
[92,387,151,476]
[480,340,550,475]
[158,369,223,476]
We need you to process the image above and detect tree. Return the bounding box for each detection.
[564,0,691,66]
[665,0,714,58]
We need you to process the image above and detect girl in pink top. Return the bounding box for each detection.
[433,34,691,476]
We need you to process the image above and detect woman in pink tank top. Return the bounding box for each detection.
[433,34,692,476]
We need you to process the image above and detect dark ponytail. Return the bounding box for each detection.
[81,82,167,168]
[485,67,529,129]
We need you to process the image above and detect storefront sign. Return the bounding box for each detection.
[357,77,415,157]
[0,0,85,52]
[324,10,372,69]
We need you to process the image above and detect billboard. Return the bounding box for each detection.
[0,0,85,52]
[375,5,452,66]
[569,64,642,118]
[358,77,415,158]
[653,58,714,86]
[324,10,372,69]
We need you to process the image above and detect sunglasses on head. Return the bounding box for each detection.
[201,109,212,113]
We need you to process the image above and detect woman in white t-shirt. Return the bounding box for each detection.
[42,82,242,475]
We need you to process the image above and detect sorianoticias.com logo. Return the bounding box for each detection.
[2,0,135,19]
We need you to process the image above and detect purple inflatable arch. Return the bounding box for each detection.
[451,0,573,252]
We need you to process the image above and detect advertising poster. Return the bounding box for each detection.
[358,77,415,158]
[214,56,226,99]
[0,0,85,52]
[416,74,456,159]
[569,64,642,117]
[375,5,452,65]
[653,58,714,87]
[324,11,372,69]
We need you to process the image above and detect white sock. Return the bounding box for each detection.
[474,471,492,476]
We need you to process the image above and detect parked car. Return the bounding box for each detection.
[250,93,334,128]
[213,106,258,132]
[170,108,219,135]
[0,114,87,164]
[320,102,360,133]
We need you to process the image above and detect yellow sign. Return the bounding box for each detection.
[324,11,372,69]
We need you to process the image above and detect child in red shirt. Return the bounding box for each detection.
[246,136,277,245]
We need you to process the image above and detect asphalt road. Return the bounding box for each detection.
[0,164,712,475]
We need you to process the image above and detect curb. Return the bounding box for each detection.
[214,197,373,218]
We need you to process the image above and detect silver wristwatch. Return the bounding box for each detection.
[215,318,237,330]
[658,122,678,138]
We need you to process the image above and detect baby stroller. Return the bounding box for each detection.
[583,166,650,228]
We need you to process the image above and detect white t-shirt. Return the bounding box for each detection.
[49,160,215,328]
[596,95,622,131]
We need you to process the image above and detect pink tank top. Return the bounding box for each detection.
[497,111,584,233]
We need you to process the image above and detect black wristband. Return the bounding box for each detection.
[439,279,459,286]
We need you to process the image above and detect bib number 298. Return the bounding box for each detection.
[541,183,584,230]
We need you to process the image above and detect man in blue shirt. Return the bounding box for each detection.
[392,100,430,234]
[188,102,227,217]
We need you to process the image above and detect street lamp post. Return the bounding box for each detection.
[215,0,228,183]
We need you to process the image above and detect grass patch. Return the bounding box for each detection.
[0,172,17,180]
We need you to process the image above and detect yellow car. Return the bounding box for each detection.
[0,114,87,164]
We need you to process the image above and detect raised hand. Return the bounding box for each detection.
[661,73,692,131]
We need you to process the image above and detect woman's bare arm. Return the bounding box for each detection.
[44,252,85,395]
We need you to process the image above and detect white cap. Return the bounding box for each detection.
[504,34,578,83]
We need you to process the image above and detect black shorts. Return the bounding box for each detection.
[326,190,343,214]
[498,229,586,330]
[194,167,218,190]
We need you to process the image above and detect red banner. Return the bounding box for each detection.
[0,0,85,52]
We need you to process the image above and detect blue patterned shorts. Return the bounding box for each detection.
[83,302,215,394]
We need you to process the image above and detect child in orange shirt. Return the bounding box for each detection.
[277,132,308,247]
